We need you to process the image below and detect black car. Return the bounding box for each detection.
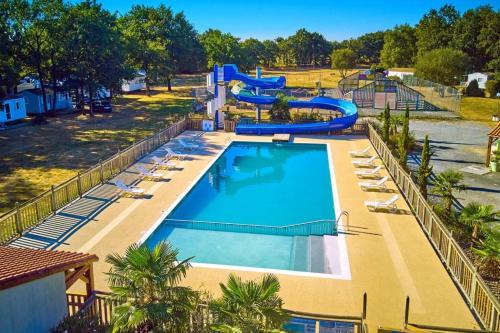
[91,100,112,113]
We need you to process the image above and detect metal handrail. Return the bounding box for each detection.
[164,211,348,237]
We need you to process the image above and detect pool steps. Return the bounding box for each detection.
[291,236,327,274]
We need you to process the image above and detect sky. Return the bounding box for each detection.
[98,0,499,41]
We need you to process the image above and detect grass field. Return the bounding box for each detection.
[460,97,499,123]
[262,68,358,89]
[0,85,193,214]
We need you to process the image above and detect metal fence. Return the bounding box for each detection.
[367,123,499,331]
[0,118,189,245]
[402,75,461,113]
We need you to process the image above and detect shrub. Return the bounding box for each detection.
[269,93,293,122]
[292,111,323,122]
[473,230,500,279]
[51,315,108,333]
[465,79,484,97]
[485,79,500,98]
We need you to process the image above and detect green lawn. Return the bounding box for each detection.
[460,97,499,123]
[0,85,193,214]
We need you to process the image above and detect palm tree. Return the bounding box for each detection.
[210,274,289,333]
[459,202,498,244]
[105,241,197,333]
[472,230,500,278]
[431,169,466,221]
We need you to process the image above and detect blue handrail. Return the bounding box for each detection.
[164,217,339,236]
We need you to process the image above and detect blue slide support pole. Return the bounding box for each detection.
[213,64,218,98]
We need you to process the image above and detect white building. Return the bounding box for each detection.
[0,96,27,124]
[122,71,146,92]
[387,69,414,80]
[463,72,489,89]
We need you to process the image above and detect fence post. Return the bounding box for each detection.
[404,296,410,327]
[117,149,122,171]
[50,185,57,212]
[362,292,367,319]
[99,160,104,184]
[446,231,453,263]
[15,202,22,236]
[77,172,83,197]
[35,201,40,221]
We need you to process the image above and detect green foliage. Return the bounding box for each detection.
[200,29,244,70]
[416,5,460,57]
[415,48,470,86]
[459,202,498,244]
[289,29,332,66]
[465,79,484,97]
[382,103,391,143]
[292,111,323,122]
[380,24,417,68]
[485,79,500,98]
[209,274,289,333]
[331,48,356,79]
[431,169,466,221]
[472,230,500,278]
[417,135,433,198]
[269,93,292,122]
[51,315,108,333]
[396,106,410,170]
[105,241,198,333]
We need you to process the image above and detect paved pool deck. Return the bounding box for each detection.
[14,131,479,329]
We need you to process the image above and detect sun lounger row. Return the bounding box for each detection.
[350,145,399,212]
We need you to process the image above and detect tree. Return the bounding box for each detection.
[241,38,265,69]
[380,24,417,68]
[396,106,410,170]
[261,39,278,68]
[382,102,391,143]
[416,5,460,57]
[331,48,355,79]
[289,29,331,66]
[269,93,292,121]
[465,79,484,97]
[415,48,469,85]
[352,31,385,64]
[431,169,466,221]
[106,241,197,333]
[0,0,23,97]
[485,78,500,98]
[200,29,243,70]
[452,6,500,72]
[459,202,497,244]
[472,230,500,278]
[209,274,289,333]
[417,135,433,199]
[275,37,293,67]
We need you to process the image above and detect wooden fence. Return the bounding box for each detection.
[0,118,188,245]
[367,123,499,331]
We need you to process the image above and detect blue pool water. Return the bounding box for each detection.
[146,142,336,272]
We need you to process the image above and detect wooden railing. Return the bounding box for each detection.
[67,291,366,332]
[367,123,499,331]
[0,118,189,245]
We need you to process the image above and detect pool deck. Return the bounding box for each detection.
[17,131,479,329]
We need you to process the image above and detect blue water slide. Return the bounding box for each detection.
[223,64,285,89]
[235,97,358,135]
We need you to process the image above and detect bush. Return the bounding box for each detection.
[269,93,293,121]
[51,315,108,333]
[387,75,402,82]
[465,79,484,97]
[292,111,323,122]
[485,79,500,98]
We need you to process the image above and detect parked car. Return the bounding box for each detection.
[91,100,112,113]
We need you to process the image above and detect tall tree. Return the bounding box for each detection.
[275,37,293,67]
[417,135,433,199]
[380,24,417,68]
[416,4,460,57]
[261,39,278,68]
[396,106,410,170]
[241,38,265,69]
[382,102,391,143]
[331,48,355,79]
[210,274,289,333]
[0,0,23,97]
[452,6,500,72]
[352,31,385,64]
[199,29,243,70]
[106,241,198,332]
[415,48,469,85]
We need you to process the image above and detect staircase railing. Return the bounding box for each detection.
[164,212,348,237]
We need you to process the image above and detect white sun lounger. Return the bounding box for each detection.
[113,180,145,197]
[136,165,163,180]
[359,176,389,191]
[352,156,377,168]
[179,139,199,151]
[163,147,188,160]
[152,156,176,170]
[349,146,371,157]
[355,166,382,178]
[364,195,398,212]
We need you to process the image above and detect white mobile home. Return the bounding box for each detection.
[122,71,146,93]
[0,96,27,124]
[387,69,414,80]
[19,89,72,114]
[464,72,489,89]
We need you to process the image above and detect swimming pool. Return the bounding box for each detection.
[145,142,346,275]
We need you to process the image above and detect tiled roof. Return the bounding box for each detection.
[488,123,500,138]
[0,246,98,290]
